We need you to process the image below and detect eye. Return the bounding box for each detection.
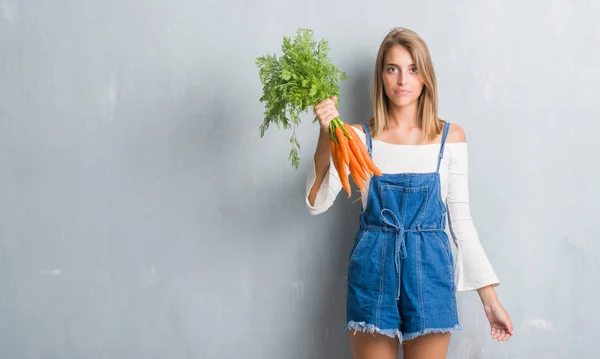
[409,67,418,73]
[386,66,397,73]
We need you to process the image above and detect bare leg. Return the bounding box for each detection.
[349,332,399,359]
[402,333,451,359]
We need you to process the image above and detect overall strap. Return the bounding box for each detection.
[436,122,451,172]
[360,122,373,156]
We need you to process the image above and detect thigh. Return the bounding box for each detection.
[349,332,399,359]
[402,333,451,359]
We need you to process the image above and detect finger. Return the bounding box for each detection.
[491,328,497,339]
[314,101,328,112]
[322,107,338,120]
[327,108,339,119]
[317,98,335,109]
[316,107,331,118]
[496,329,505,341]
[499,329,507,341]
[316,103,334,115]
[322,109,335,121]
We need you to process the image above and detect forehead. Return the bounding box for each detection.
[384,45,415,66]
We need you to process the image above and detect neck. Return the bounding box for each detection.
[386,101,419,129]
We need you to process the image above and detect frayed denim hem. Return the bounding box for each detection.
[402,323,463,341]
[344,321,403,342]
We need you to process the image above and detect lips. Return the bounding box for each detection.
[394,89,411,95]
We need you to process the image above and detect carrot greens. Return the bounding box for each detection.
[256,28,381,197]
[255,28,347,169]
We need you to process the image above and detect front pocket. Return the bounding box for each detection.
[380,185,429,227]
[349,230,369,262]
[433,231,454,281]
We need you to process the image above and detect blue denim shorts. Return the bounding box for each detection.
[345,226,462,341]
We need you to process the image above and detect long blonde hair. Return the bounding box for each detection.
[369,27,443,140]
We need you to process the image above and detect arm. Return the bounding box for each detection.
[307,127,335,207]
[305,97,343,214]
[446,124,513,341]
[477,285,500,311]
[445,125,500,292]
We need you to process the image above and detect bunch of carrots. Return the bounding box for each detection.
[328,118,382,198]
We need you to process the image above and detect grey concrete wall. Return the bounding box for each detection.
[1,0,599,358]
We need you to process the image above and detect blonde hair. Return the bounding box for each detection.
[369,27,443,140]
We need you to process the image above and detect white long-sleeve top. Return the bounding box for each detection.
[305,129,499,292]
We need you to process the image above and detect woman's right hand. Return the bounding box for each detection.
[313,96,339,132]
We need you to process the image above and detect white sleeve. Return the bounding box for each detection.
[446,144,500,291]
[305,150,342,215]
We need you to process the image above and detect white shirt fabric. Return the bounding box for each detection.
[305,128,500,292]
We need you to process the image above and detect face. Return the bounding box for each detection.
[382,45,424,109]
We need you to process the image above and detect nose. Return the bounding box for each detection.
[397,70,407,85]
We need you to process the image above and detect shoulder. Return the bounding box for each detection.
[351,123,365,133]
[348,123,369,145]
[443,123,469,166]
[446,123,466,143]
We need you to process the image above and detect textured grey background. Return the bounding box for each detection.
[1,0,599,358]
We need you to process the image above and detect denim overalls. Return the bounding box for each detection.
[345,121,462,341]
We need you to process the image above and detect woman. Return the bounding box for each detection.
[306,27,513,359]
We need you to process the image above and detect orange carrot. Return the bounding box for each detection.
[335,126,349,165]
[349,163,366,191]
[331,139,351,197]
[344,125,370,174]
[344,124,382,177]
[346,141,367,193]
[348,124,381,176]
[348,146,368,182]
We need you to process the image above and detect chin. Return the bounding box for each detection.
[389,97,418,108]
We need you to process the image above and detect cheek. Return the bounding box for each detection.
[382,75,395,91]
[412,78,425,95]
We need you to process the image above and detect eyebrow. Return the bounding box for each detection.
[385,63,416,67]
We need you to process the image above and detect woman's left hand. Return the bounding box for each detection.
[484,302,514,342]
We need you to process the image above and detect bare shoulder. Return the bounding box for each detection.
[351,123,364,133]
[446,123,466,143]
